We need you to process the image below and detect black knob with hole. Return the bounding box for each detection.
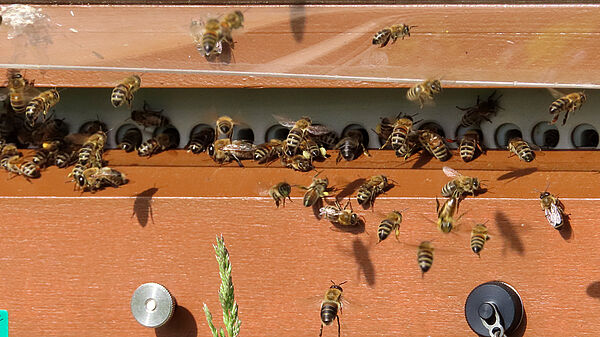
[465,281,524,336]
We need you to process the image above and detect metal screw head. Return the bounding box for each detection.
[131,283,175,328]
[478,303,495,321]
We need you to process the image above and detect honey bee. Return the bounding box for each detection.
[417,241,434,276]
[457,91,502,127]
[2,155,22,175]
[320,199,360,226]
[548,89,586,126]
[78,131,106,167]
[334,130,369,163]
[7,71,38,114]
[118,128,142,152]
[55,148,76,168]
[470,223,490,256]
[372,24,416,47]
[131,101,170,128]
[379,114,416,156]
[111,75,141,108]
[254,139,283,164]
[301,138,327,161]
[396,133,421,160]
[436,197,459,233]
[137,129,179,158]
[269,182,292,208]
[186,128,215,154]
[356,175,390,208]
[31,117,69,146]
[0,142,18,157]
[373,117,394,149]
[219,10,244,48]
[81,166,128,192]
[418,129,450,161]
[25,89,60,126]
[275,116,330,157]
[32,148,52,168]
[68,162,88,188]
[280,154,314,172]
[377,210,403,243]
[508,137,535,162]
[458,130,483,162]
[441,166,481,199]
[539,189,567,229]
[312,131,340,150]
[407,79,442,108]
[300,173,331,207]
[319,280,347,337]
[19,160,40,179]
[207,139,255,166]
[192,18,223,56]
[215,116,234,140]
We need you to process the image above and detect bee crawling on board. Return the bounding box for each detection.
[254,139,284,164]
[208,139,255,167]
[301,137,328,162]
[407,79,442,108]
[81,166,128,192]
[219,10,244,49]
[300,172,333,207]
[377,210,405,243]
[507,137,535,163]
[274,115,331,157]
[356,175,392,209]
[547,88,586,126]
[118,127,143,153]
[269,182,292,208]
[378,113,420,158]
[470,223,490,257]
[320,199,361,227]
[372,24,416,47]
[186,127,215,154]
[137,128,179,158]
[417,129,451,162]
[280,154,314,172]
[440,166,483,200]
[319,280,347,337]
[537,185,568,230]
[457,129,484,162]
[334,129,369,163]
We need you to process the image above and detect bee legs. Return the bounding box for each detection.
[319,323,324,337]
[337,315,341,337]
[230,154,244,167]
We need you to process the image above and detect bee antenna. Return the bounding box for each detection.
[544,181,551,192]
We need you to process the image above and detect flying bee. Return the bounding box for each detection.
[457,91,502,127]
[377,210,404,243]
[508,137,535,162]
[25,89,59,127]
[111,75,141,108]
[319,280,347,337]
[441,166,482,199]
[281,154,314,172]
[7,71,38,114]
[470,223,490,257]
[417,241,434,276]
[137,129,179,158]
[300,173,331,207]
[418,129,450,161]
[186,127,215,154]
[407,79,442,108]
[191,18,223,56]
[269,182,292,208]
[436,197,460,233]
[357,175,390,209]
[275,116,331,157]
[373,117,394,149]
[130,101,170,129]
[548,89,586,126]
[208,139,255,166]
[220,10,244,48]
[301,138,327,161]
[81,166,128,192]
[254,139,283,164]
[458,130,483,162]
[319,199,360,226]
[372,23,416,47]
[215,116,234,140]
[118,128,143,152]
[539,189,567,230]
[334,130,369,163]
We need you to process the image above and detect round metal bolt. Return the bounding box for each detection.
[478,302,494,321]
[131,283,175,328]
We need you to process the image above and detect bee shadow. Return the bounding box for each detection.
[411,153,433,169]
[311,198,323,220]
[335,178,367,202]
[511,308,527,337]
[494,211,525,256]
[558,215,573,241]
[331,218,366,235]
[473,187,489,197]
[132,187,159,227]
[497,167,538,183]
[289,4,306,42]
[155,305,197,337]
[337,237,375,288]
[586,281,600,299]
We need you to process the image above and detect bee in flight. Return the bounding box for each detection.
[320,199,361,226]
[508,137,535,162]
[538,187,567,230]
[269,182,292,208]
[25,89,60,127]
[274,116,331,157]
[377,210,404,243]
[319,280,347,337]
[372,24,416,47]
[440,166,482,199]
[407,79,442,108]
[215,116,235,140]
[436,197,460,233]
[547,88,586,126]
[356,174,390,209]
[111,75,141,108]
[6,70,38,114]
[219,10,244,48]
[417,241,434,277]
[470,223,490,257]
[457,91,502,127]
[458,130,484,162]
[300,172,331,207]
[190,18,223,57]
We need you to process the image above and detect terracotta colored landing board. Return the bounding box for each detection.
[2,5,600,88]
[0,198,598,336]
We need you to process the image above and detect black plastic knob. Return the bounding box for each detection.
[465,281,524,336]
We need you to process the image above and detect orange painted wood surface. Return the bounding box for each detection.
[0,150,599,336]
[2,5,600,88]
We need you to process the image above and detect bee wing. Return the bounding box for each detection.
[442,166,462,178]
[222,142,255,152]
[272,114,296,128]
[547,88,567,99]
[306,124,332,136]
[545,204,563,228]
[0,88,8,101]
[24,85,41,100]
